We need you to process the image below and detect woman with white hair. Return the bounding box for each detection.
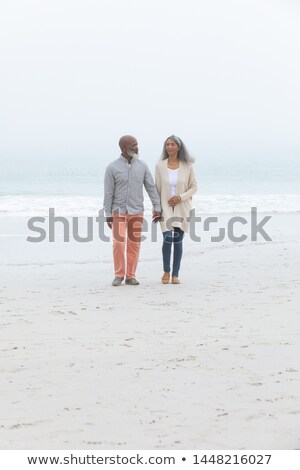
[155,135,198,284]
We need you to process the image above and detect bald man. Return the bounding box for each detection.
[104,135,161,286]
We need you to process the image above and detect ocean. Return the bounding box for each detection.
[1,155,299,216]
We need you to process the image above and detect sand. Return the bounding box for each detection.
[0,213,299,449]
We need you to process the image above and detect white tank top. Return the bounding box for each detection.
[168,168,179,196]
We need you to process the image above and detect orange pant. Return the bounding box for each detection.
[112,213,144,278]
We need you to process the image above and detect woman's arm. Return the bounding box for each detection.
[155,164,162,195]
[179,165,198,202]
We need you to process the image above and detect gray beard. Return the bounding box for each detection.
[127,150,139,159]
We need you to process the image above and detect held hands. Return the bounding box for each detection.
[152,211,161,223]
[106,217,113,229]
[168,196,181,207]
[108,213,162,227]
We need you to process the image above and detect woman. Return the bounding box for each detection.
[155,135,197,284]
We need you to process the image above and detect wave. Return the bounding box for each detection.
[0,194,299,216]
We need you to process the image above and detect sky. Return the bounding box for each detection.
[0,0,300,165]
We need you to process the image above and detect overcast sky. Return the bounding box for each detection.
[0,0,299,164]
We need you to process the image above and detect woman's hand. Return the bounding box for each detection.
[152,211,162,223]
[168,196,181,207]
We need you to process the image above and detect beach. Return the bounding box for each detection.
[1,212,299,449]
[1,0,300,455]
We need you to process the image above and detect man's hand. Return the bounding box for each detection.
[106,216,113,229]
[152,211,161,223]
[168,196,181,207]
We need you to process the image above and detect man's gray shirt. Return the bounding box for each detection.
[104,155,161,217]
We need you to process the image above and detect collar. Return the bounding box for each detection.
[120,154,130,164]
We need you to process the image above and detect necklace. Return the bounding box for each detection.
[168,159,179,170]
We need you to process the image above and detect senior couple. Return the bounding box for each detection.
[103,135,197,286]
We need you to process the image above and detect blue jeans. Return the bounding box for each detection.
[162,228,184,277]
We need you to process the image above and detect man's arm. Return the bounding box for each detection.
[144,165,161,213]
[103,165,115,227]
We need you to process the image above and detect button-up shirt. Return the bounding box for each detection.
[103,155,161,217]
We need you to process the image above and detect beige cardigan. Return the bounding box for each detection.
[155,159,198,233]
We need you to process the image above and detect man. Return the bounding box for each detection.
[104,135,161,286]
